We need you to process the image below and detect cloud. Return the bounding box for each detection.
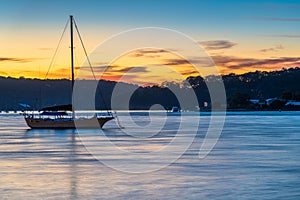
[0,57,36,63]
[211,55,252,65]
[163,57,213,67]
[261,34,300,38]
[260,44,284,52]
[76,65,118,73]
[211,55,300,70]
[77,65,149,74]
[161,55,300,72]
[180,69,200,76]
[231,57,300,69]
[164,59,191,66]
[245,17,300,22]
[129,49,177,58]
[110,66,149,73]
[0,71,8,76]
[199,40,236,50]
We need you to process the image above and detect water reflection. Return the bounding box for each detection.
[25,129,80,199]
[69,131,78,199]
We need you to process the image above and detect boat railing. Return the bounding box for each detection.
[24,113,73,120]
[23,110,114,119]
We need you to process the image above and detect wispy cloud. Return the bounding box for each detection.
[0,71,8,76]
[0,57,37,63]
[109,66,149,73]
[212,55,300,70]
[76,65,118,73]
[163,59,191,66]
[129,49,177,58]
[260,34,300,38]
[163,57,213,67]
[260,44,284,52]
[244,17,300,22]
[74,55,300,79]
[199,40,236,50]
[180,69,200,76]
[231,57,300,69]
[164,55,300,71]
[77,65,149,74]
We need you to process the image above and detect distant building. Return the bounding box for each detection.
[249,99,259,104]
[249,99,265,105]
[285,101,300,106]
[171,106,180,112]
[265,98,285,106]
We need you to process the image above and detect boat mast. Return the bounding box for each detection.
[70,15,75,118]
[70,15,75,91]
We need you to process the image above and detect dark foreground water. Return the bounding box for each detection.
[0,112,300,199]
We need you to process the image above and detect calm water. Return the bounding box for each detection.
[0,112,300,199]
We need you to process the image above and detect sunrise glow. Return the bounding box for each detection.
[0,0,299,85]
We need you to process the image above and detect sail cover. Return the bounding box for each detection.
[39,104,72,111]
[41,111,68,116]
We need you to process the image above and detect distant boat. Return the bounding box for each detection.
[171,106,180,112]
[23,16,114,129]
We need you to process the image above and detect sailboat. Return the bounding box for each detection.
[23,16,114,129]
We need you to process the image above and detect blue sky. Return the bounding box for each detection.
[2,0,299,34]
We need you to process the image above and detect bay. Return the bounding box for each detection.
[0,112,300,199]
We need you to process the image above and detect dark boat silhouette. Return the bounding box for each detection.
[23,16,114,129]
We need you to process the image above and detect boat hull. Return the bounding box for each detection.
[25,116,114,129]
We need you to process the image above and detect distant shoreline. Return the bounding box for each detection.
[1,109,300,114]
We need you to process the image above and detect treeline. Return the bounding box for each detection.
[186,67,300,110]
[0,67,300,111]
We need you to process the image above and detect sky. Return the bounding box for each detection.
[0,0,299,85]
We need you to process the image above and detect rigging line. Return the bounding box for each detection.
[73,19,110,113]
[73,20,96,80]
[74,47,80,76]
[45,18,70,79]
